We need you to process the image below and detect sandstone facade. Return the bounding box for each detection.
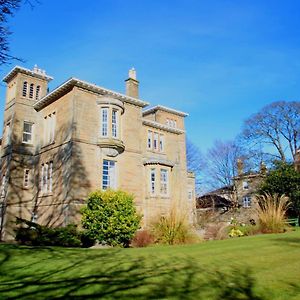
[0,66,195,240]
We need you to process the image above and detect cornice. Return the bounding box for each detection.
[142,119,185,134]
[143,105,188,117]
[3,66,53,83]
[34,77,149,111]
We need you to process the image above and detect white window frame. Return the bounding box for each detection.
[112,109,118,138]
[23,169,30,188]
[3,121,11,147]
[188,189,193,201]
[102,159,116,190]
[243,196,251,208]
[40,161,53,194]
[1,174,6,198]
[150,168,156,195]
[22,121,34,144]
[160,169,168,196]
[101,108,109,137]
[44,112,56,146]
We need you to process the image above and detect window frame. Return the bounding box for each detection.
[29,83,34,99]
[242,181,249,190]
[243,196,251,208]
[102,159,116,190]
[160,169,168,196]
[112,109,118,138]
[100,107,109,137]
[22,121,34,144]
[150,168,156,195]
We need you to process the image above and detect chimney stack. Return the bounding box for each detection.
[260,161,267,175]
[237,159,244,176]
[125,68,139,98]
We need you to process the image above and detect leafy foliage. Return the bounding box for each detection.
[14,218,91,247]
[81,190,141,247]
[259,162,300,216]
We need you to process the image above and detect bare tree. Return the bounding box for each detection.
[203,140,243,190]
[0,0,37,66]
[242,101,300,162]
[186,138,204,195]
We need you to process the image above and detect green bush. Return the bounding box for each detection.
[14,218,91,247]
[81,190,141,247]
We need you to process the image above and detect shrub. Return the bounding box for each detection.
[15,218,84,247]
[81,190,141,247]
[255,193,290,233]
[131,230,154,247]
[151,208,198,245]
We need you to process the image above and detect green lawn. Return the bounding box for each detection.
[1,230,300,299]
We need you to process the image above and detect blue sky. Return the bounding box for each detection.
[1,0,300,152]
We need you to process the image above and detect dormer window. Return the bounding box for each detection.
[22,81,27,97]
[36,85,40,100]
[29,83,34,99]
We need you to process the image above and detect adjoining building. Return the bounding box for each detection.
[0,65,195,240]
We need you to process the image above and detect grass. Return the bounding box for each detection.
[1,230,300,299]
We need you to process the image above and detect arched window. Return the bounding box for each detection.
[29,83,34,99]
[36,85,40,100]
[22,81,27,97]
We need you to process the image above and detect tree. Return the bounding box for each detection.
[259,162,300,218]
[242,101,300,162]
[0,0,36,65]
[203,140,248,191]
[186,138,204,194]
[81,190,141,247]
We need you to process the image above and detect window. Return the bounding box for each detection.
[31,211,38,223]
[112,110,117,138]
[147,131,152,149]
[3,121,11,146]
[188,189,193,201]
[22,121,33,144]
[36,85,40,100]
[242,181,249,190]
[166,119,170,126]
[243,196,251,208]
[44,113,56,145]
[40,161,53,194]
[150,168,156,194]
[1,174,6,198]
[23,169,30,188]
[102,160,116,190]
[101,108,108,137]
[159,134,164,152]
[22,81,27,97]
[160,169,168,195]
[29,83,34,99]
[153,133,158,150]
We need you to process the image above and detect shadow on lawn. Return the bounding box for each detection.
[0,245,266,300]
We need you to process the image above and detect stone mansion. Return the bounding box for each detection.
[0,65,195,240]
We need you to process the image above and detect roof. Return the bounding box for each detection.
[196,194,232,209]
[3,65,53,83]
[142,105,188,117]
[142,119,185,134]
[34,77,149,110]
